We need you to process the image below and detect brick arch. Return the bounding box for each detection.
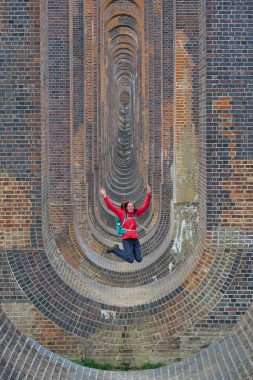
[106,16,140,34]
[110,26,139,43]
[104,0,142,24]
[116,61,134,70]
[1,0,252,377]
[108,23,140,41]
[115,64,134,76]
[112,44,135,52]
[114,68,134,81]
[103,0,143,13]
[111,43,136,56]
[110,35,137,49]
[113,52,133,61]
[110,33,139,49]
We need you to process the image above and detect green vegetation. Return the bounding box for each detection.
[72,358,164,371]
[72,359,115,371]
[137,361,163,370]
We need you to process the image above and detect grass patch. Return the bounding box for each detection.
[72,359,115,371]
[137,362,163,370]
[72,358,164,371]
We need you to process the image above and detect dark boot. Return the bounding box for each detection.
[105,244,119,254]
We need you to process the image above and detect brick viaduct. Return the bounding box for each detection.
[1,0,253,379]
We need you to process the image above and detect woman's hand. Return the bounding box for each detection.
[146,184,151,194]
[100,187,107,197]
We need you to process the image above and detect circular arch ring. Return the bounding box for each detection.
[103,0,143,13]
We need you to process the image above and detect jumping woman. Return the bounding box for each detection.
[99,185,152,263]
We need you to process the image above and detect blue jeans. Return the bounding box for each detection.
[112,238,142,263]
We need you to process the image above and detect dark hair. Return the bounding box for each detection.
[121,201,137,213]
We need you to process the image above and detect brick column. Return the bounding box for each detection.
[204,0,253,233]
[48,0,72,231]
[173,0,199,203]
[1,0,43,249]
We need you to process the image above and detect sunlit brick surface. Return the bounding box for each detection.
[1,0,252,378]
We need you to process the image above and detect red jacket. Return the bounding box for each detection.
[104,194,152,239]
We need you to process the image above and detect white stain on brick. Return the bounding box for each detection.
[169,262,174,273]
[172,219,186,253]
[101,309,116,320]
[171,204,197,254]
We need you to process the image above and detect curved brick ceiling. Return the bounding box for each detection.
[1,0,252,378]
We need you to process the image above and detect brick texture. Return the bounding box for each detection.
[0,0,252,378]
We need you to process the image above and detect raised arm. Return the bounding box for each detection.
[136,185,152,217]
[99,187,123,218]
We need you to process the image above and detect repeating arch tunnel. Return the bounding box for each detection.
[1,0,253,379]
